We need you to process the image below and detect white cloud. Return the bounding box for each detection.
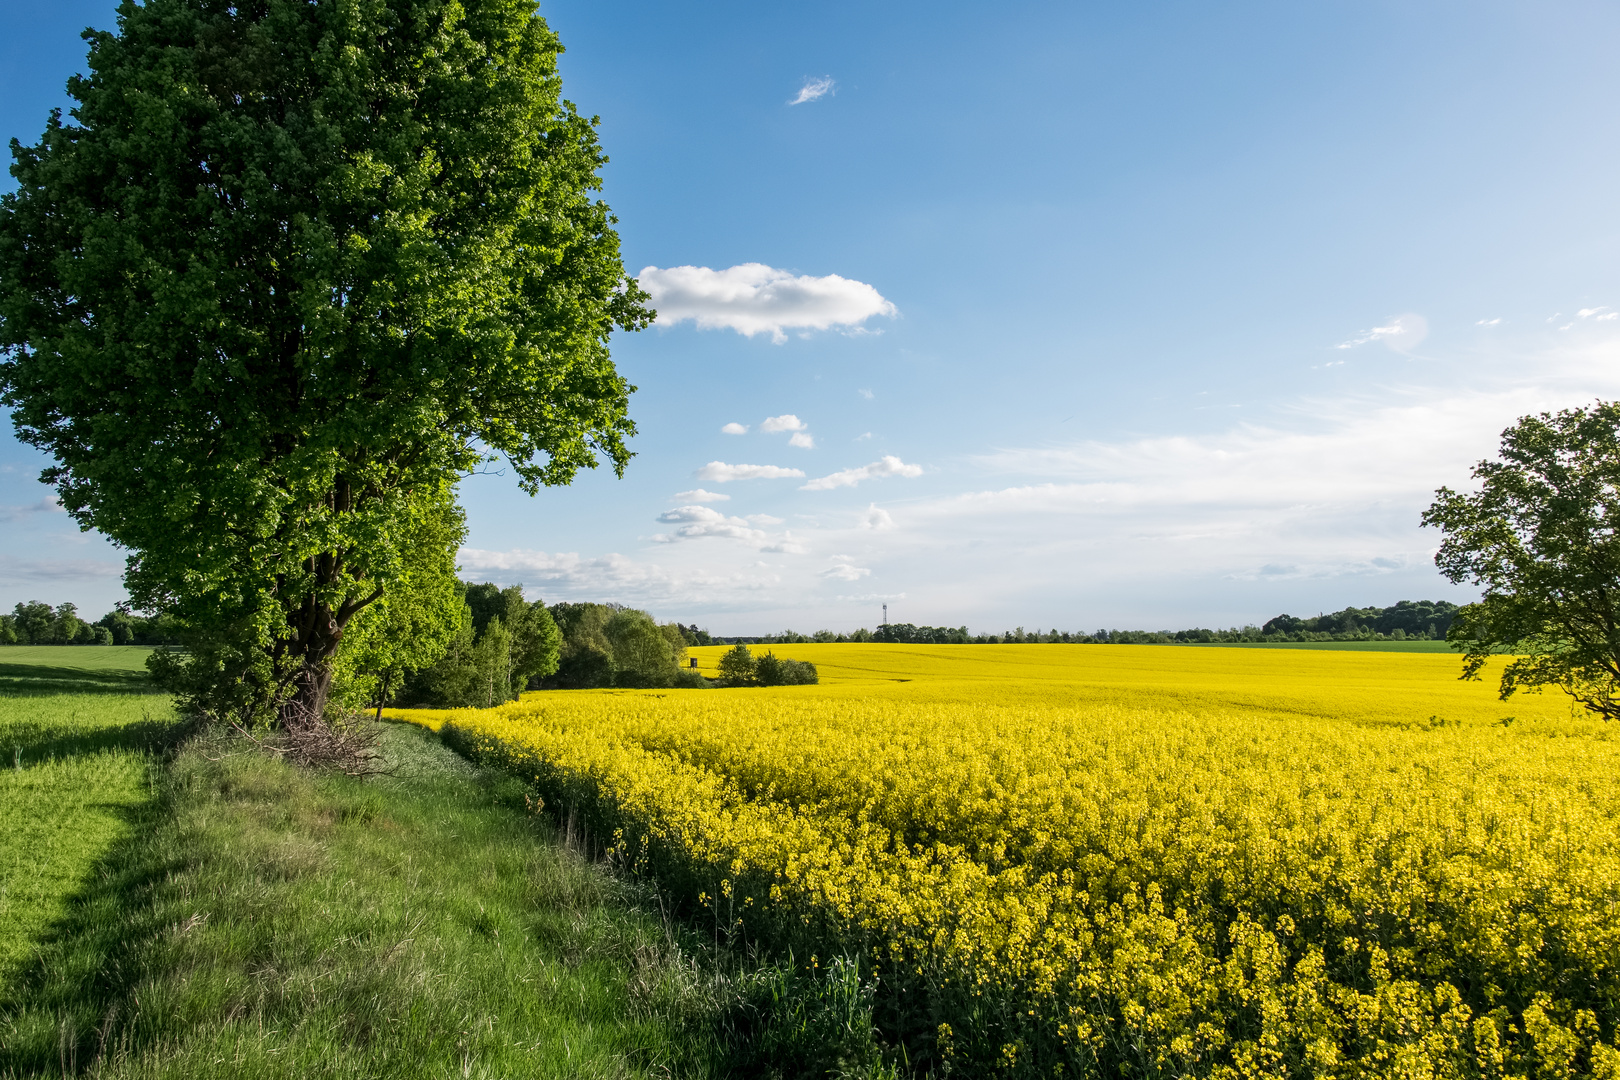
[789,432,816,449]
[861,504,895,530]
[695,461,807,483]
[761,535,809,554]
[761,414,808,433]
[855,432,873,441]
[858,389,874,400]
[654,505,766,544]
[746,514,785,525]
[821,558,871,582]
[801,455,924,491]
[721,422,749,435]
[457,547,780,606]
[639,263,897,344]
[673,488,729,503]
[1477,318,1501,327]
[1578,306,1618,321]
[1336,313,1428,352]
[788,76,835,106]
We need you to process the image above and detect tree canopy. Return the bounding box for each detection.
[0,0,650,726]
[1423,401,1620,719]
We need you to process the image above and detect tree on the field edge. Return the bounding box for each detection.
[0,0,650,732]
[1424,400,1620,719]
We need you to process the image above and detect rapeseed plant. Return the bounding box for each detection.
[393,645,1620,1077]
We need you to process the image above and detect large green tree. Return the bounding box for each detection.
[1423,401,1620,719]
[0,0,650,727]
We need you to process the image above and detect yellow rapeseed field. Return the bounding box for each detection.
[390,645,1620,1078]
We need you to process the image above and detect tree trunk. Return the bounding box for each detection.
[282,657,334,733]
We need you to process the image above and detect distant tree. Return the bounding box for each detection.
[11,602,54,644]
[717,644,758,687]
[391,580,561,708]
[547,602,618,688]
[398,605,483,709]
[1423,401,1620,719]
[0,0,648,729]
[676,623,714,647]
[752,651,817,686]
[753,651,783,686]
[461,582,562,690]
[606,609,680,687]
[96,610,135,646]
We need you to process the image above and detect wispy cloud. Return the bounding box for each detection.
[760,535,809,554]
[802,455,923,491]
[1336,313,1428,352]
[695,461,807,483]
[457,547,780,607]
[858,389,874,400]
[0,497,65,523]
[653,505,766,544]
[721,422,749,435]
[821,557,870,582]
[788,76,835,106]
[861,504,894,530]
[673,488,729,503]
[1477,318,1501,327]
[0,553,121,584]
[1578,306,1618,321]
[639,263,896,343]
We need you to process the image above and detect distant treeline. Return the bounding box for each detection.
[703,600,1462,647]
[1,601,184,646]
[1,589,815,710]
[4,595,1453,700]
[382,588,718,708]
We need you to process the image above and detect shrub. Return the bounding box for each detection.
[718,644,758,687]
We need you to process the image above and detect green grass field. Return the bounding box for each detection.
[0,648,174,993]
[0,647,161,697]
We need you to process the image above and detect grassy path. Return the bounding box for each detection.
[1,718,740,1078]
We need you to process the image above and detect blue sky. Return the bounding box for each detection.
[5,0,1620,633]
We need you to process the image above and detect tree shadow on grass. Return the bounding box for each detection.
[0,659,159,699]
[4,717,187,769]
[0,785,179,1076]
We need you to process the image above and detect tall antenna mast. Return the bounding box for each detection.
[882,603,888,627]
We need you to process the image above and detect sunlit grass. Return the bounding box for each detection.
[0,648,174,992]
